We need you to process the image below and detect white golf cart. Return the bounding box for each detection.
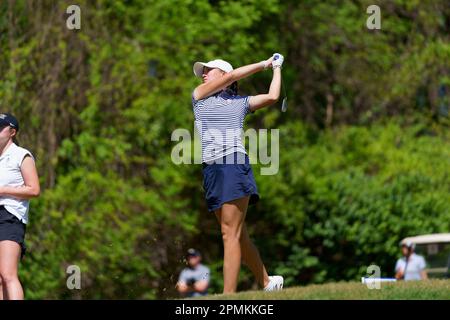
[400,233,450,279]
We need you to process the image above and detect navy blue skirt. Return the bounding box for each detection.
[202,152,260,213]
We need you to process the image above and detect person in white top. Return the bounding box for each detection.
[395,241,428,281]
[0,113,40,300]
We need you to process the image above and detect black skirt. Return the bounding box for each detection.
[0,205,27,259]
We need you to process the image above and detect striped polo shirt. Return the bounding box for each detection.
[193,89,251,163]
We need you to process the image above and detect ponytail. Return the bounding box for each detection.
[225,81,239,96]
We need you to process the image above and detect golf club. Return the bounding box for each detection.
[273,54,288,112]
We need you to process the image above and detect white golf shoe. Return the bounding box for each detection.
[263,275,284,292]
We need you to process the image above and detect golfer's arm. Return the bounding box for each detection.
[248,67,281,112]
[0,156,40,199]
[193,62,266,100]
[230,62,267,83]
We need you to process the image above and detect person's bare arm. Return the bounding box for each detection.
[176,280,207,294]
[193,280,208,292]
[176,281,193,294]
[248,67,282,112]
[420,270,428,280]
[193,58,274,101]
[0,155,40,199]
[395,269,404,280]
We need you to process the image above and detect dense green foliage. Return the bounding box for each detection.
[0,1,448,299]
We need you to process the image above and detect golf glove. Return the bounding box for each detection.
[272,53,284,69]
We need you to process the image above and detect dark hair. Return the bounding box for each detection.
[10,127,20,146]
[0,125,19,145]
[225,81,238,96]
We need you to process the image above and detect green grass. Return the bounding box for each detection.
[196,280,450,300]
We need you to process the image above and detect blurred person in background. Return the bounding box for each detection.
[395,241,428,281]
[176,248,210,297]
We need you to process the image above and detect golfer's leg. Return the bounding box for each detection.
[0,241,24,300]
[240,224,270,288]
[220,197,248,294]
[218,205,270,288]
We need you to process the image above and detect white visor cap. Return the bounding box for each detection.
[193,59,233,77]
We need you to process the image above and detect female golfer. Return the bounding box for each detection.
[192,54,284,293]
[0,113,40,300]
